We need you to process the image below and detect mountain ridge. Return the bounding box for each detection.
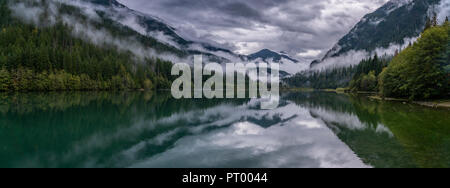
[247,49,308,75]
[248,49,299,63]
[93,0,309,74]
[91,0,243,62]
[311,0,444,68]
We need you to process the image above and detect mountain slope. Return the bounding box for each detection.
[86,0,242,62]
[248,49,308,75]
[378,23,449,99]
[0,0,176,91]
[8,0,307,76]
[248,49,299,63]
[312,0,444,68]
[10,0,242,64]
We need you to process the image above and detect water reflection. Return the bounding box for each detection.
[0,91,449,168]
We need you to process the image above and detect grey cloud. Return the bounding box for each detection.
[117,0,389,61]
[221,2,262,19]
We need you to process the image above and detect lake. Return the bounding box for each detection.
[0,91,449,168]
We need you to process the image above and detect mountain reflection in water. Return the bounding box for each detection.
[0,92,449,168]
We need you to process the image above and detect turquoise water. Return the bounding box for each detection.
[0,92,449,168]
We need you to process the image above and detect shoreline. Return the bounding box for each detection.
[367,95,450,109]
[282,87,450,109]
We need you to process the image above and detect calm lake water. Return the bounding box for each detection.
[0,91,449,168]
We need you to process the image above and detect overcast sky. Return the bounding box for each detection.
[117,0,389,61]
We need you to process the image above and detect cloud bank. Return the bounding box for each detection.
[8,0,192,64]
[117,0,390,61]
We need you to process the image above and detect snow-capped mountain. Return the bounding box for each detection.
[93,0,307,74]
[85,0,243,62]
[10,0,308,75]
[311,0,445,68]
[248,49,299,63]
[248,49,308,76]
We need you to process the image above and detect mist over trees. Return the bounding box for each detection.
[286,18,449,101]
[349,55,389,92]
[0,0,174,91]
[379,19,449,100]
[284,66,355,89]
[284,55,391,90]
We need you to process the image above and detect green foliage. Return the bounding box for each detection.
[443,20,450,73]
[0,67,11,91]
[288,20,449,101]
[143,79,153,90]
[286,55,390,90]
[0,0,11,26]
[380,23,450,100]
[351,71,377,92]
[349,55,390,92]
[424,16,432,31]
[285,66,355,89]
[0,3,174,92]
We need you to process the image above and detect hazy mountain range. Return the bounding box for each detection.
[311,0,447,69]
[8,0,449,75]
[84,0,450,73]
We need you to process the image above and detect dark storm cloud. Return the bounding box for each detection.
[221,2,262,20]
[117,0,389,61]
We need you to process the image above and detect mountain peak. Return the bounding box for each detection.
[86,0,124,7]
[248,49,299,63]
[247,49,308,76]
[260,48,277,53]
[312,0,443,68]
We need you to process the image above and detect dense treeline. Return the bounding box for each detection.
[349,55,390,92]
[379,20,449,100]
[287,18,449,100]
[284,66,355,89]
[0,0,174,92]
[284,55,391,89]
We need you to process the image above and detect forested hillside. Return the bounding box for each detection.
[349,56,390,92]
[379,19,449,100]
[0,1,174,91]
[314,0,443,68]
[283,66,356,89]
[284,55,390,89]
[287,18,449,101]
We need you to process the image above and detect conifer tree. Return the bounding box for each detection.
[0,0,10,26]
[0,67,11,91]
[424,16,432,31]
[432,13,438,27]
